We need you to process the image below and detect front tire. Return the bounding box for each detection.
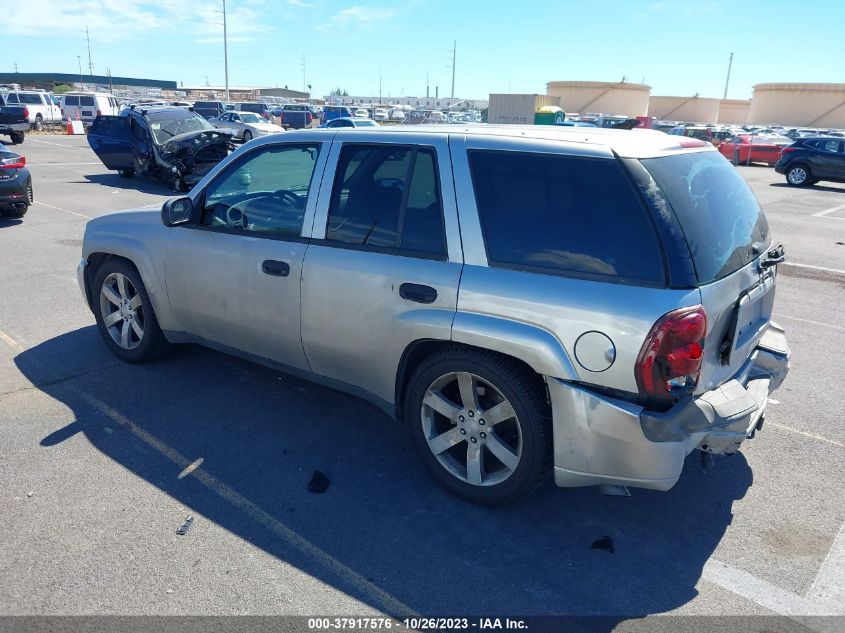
[405,347,553,506]
[243,130,253,142]
[786,164,811,186]
[92,260,170,363]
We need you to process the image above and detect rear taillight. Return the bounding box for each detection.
[635,306,707,398]
[781,147,798,154]
[23,107,29,119]
[0,156,26,169]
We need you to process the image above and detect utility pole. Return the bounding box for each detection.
[77,56,83,90]
[107,68,113,94]
[449,40,456,99]
[222,0,230,100]
[723,52,734,99]
[85,26,94,77]
[13,62,18,73]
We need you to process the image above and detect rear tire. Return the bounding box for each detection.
[243,130,253,142]
[404,347,553,506]
[92,259,170,363]
[9,132,24,144]
[1,206,28,219]
[786,164,811,186]
[33,114,43,131]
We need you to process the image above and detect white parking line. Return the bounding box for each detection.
[812,203,845,219]
[781,262,845,276]
[28,162,102,166]
[702,559,824,617]
[767,422,845,448]
[778,314,845,332]
[33,200,91,219]
[808,524,845,613]
[0,328,24,353]
[27,138,89,149]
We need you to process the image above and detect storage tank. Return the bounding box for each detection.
[648,96,720,123]
[546,81,650,117]
[487,94,560,124]
[717,99,751,125]
[750,83,845,127]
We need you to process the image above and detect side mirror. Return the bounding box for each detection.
[161,197,194,227]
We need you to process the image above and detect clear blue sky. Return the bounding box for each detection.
[5,0,842,99]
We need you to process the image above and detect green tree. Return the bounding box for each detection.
[329,88,349,97]
[53,84,74,94]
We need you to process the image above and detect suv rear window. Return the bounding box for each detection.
[469,151,665,284]
[641,151,769,284]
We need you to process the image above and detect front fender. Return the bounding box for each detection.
[451,312,577,380]
[82,220,178,332]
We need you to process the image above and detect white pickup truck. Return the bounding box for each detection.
[3,91,62,130]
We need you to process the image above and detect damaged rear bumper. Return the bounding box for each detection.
[548,322,790,491]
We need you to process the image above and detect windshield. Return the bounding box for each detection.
[240,113,262,123]
[641,151,770,284]
[148,112,214,143]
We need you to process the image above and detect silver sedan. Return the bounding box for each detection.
[209,111,285,142]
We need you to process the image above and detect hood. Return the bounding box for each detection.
[161,129,234,151]
[249,122,285,133]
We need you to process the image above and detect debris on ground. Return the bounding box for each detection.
[591,536,615,553]
[176,515,194,536]
[307,470,330,493]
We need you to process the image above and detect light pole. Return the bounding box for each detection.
[222,0,229,100]
[77,56,83,89]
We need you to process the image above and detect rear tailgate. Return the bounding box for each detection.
[639,149,777,392]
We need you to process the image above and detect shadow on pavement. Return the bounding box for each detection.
[16,327,753,622]
[0,217,24,228]
[80,173,178,195]
[769,182,845,193]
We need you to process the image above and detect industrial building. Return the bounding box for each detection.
[749,83,845,127]
[546,81,651,118]
[0,72,176,95]
[647,95,721,123]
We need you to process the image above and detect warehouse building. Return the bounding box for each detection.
[0,72,176,94]
[546,81,651,117]
[749,83,845,127]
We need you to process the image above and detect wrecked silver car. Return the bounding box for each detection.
[88,106,236,191]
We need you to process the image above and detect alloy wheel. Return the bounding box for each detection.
[99,272,144,350]
[421,371,522,486]
[788,167,807,185]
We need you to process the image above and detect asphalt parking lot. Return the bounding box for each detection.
[0,135,843,628]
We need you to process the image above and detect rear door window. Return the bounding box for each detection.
[325,144,446,258]
[640,151,769,284]
[64,96,79,106]
[468,151,665,284]
[80,96,96,107]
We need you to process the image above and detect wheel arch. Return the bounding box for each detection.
[83,248,173,330]
[394,339,550,421]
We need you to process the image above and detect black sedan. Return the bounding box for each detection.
[775,137,845,186]
[0,144,32,219]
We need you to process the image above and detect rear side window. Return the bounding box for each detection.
[19,94,43,104]
[469,151,665,284]
[326,144,446,258]
[641,151,769,284]
[89,116,128,137]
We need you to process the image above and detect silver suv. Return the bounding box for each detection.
[77,126,790,505]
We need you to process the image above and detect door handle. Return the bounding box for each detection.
[261,260,290,277]
[399,283,437,304]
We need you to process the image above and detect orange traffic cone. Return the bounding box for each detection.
[66,115,73,135]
